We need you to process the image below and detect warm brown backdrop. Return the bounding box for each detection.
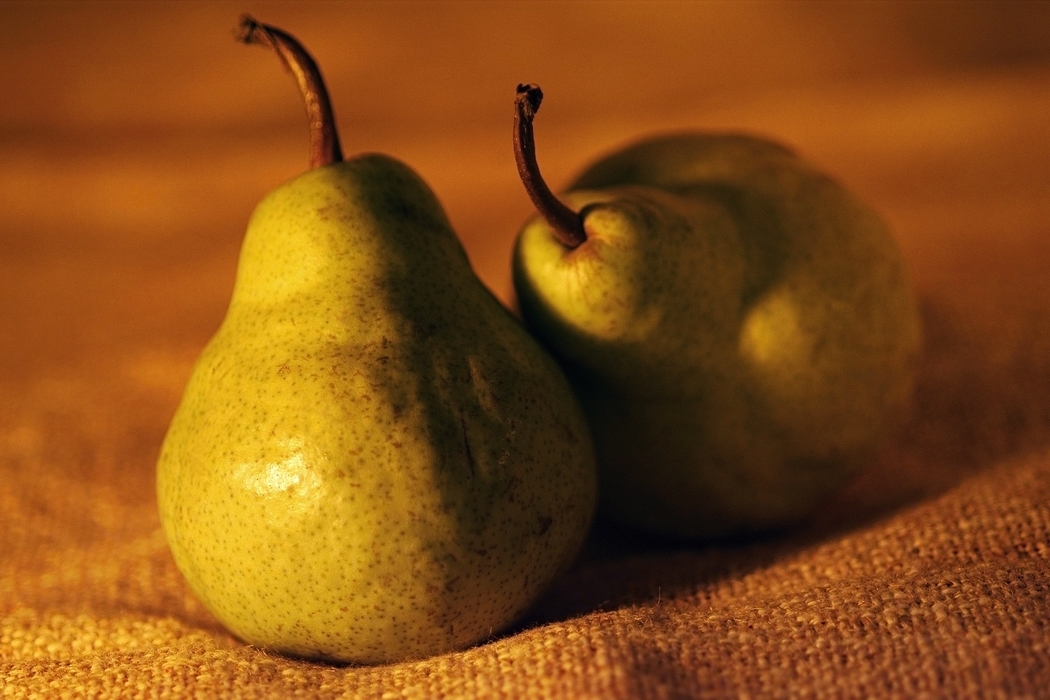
[3,2,1050,697]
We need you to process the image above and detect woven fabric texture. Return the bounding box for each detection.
[4,286,1050,697]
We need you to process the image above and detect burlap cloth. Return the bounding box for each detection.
[3,4,1050,698]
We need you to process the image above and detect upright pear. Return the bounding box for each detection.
[156,25,595,664]
[511,85,920,540]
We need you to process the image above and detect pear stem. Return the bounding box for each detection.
[513,84,587,249]
[238,15,344,168]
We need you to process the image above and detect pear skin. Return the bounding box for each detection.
[156,25,596,665]
[159,154,596,664]
[513,90,920,540]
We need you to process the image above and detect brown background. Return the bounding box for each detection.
[2,1,1050,697]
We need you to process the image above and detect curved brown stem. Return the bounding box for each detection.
[238,15,343,168]
[514,84,586,249]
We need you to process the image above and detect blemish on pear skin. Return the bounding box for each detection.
[555,421,579,445]
[537,516,553,535]
[459,414,477,477]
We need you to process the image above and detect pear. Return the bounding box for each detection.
[511,84,921,540]
[156,24,596,664]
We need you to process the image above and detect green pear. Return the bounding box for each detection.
[156,23,595,665]
[511,84,920,540]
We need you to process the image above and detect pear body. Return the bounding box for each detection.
[513,133,920,539]
[157,155,596,663]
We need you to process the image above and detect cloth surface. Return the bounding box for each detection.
[3,3,1050,698]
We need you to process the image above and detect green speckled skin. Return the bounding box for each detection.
[157,154,596,664]
[513,133,921,540]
